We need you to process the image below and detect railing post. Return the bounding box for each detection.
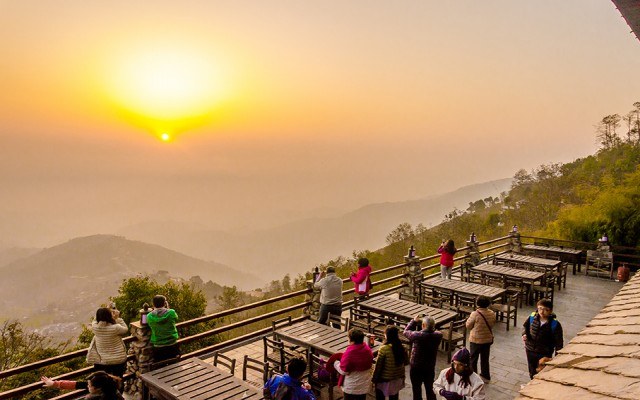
[303,279,320,320]
[125,321,153,400]
[466,233,481,265]
[509,227,522,253]
[401,246,423,301]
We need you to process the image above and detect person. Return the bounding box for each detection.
[263,356,316,400]
[438,240,457,279]
[314,266,343,326]
[465,296,496,381]
[41,371,123,399]
[333,328,374,400]
[403,315,442,400]
[147,294,180,363]
[522,298,563,379]
[433,348,486,400]
[350,258,372,300]
[371,325,409,400]
[89,306,128,378]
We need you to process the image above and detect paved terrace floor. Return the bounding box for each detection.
[209,272,624,400]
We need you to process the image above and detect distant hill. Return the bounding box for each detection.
[118,178,512,280]
[0,235,260,333]
[0,246,41,267]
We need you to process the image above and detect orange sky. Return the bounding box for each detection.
[1,1,640,247]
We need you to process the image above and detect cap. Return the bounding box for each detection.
[452,347,471,365]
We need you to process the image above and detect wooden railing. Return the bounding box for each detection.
[0,234,514,399]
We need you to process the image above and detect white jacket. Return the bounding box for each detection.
[433,368,485,400]
[91,319,128,365]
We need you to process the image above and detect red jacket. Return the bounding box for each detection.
[438,246,455,267]
[350,265,372,295]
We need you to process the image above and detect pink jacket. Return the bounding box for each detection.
[350,266,372,295]
[438,246,455,267]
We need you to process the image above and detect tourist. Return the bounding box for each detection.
[522,298,563,379]
[332,328,374,400]
[41,371,123,399]
[433,347,486,400]
[438,240,457,279]
[465,295,496,381]
[88,306,128,378]
[147,295,180,363]
[263,356,315,400]
[403,315,442,400]
[371,325,409,400]
[314,266,343,326]
[350,257,372,300]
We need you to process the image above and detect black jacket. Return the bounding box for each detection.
[522,312,563,356]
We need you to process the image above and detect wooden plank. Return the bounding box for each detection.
[358,296,457,328]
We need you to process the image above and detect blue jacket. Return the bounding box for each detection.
[264,374,316,400]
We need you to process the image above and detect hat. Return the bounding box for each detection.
[326,266,336,273]
[452,348,471,365]
[326,352,343,375]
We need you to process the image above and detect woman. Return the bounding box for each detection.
[466,296,496,381]
[90,307,128,377]
[350,258,372,299]
[332,328,374,400]
[438,240,457,279]
[42,371,123,399]
[433,348,486,400]
[372,325,409,400]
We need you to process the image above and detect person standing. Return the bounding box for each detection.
[522,299,563,379]
[89,306,128,378]
[403,315,442,400]
[465,296,496,381]
[147,295,180,363]
[433,348,486,400]
[438,240,457,279]
[314,266,343,325]
[333,328,374,400]
[350,258,372,300]
[372,325,409,400]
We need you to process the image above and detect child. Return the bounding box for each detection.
[41,371,123,399]
[263,356,315,400]
[522,298,563,379]
[147,295,180,363]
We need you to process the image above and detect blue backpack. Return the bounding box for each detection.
[529,312,558,332]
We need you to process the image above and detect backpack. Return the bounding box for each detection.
[263,379,294,400]
[529,312,558,332]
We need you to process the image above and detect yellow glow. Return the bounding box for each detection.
[103,43,230,139]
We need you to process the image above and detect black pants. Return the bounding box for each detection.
[409,367,436,400]
[469,342,492,380]
[525,350,550,379]
[375,388,399,400]
[152,343,181,363]
[317,303,342,328]
[344,394,367,400]
[94,362,126,378]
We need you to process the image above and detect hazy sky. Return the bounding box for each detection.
[1,1,640,247]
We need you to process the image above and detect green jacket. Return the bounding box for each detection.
[147,308,179,346]
[372,344,407,383]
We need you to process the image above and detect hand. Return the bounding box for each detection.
[440,390,463,400]
[414,314,422,323]
[165,301,170,309]
[41,376,55,387]
[320,271,326,278]
[111,309,121,319]
[302,382,311,390]
[522,334,527,343]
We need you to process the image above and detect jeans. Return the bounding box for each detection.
[525,350,549,379]
[344,394,367,400]
[469,342,492,380]
[317,303,342,328]
[440,265,452,279]
[152,343,181,363]
[409,367,436,400]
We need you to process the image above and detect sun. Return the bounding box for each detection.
[104,44,228,140]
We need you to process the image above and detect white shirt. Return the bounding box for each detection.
[433,368,486,400]
[334,360,371,395]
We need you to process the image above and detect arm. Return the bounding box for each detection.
[403,319,419,340]
[438,245,444,254]
[465,377,487,400]
[371,348,385,382]
[554,322,564,354]
[432,369,447,395]
[169,309,179,323]
[114,318,129,335]
[350,269,367,284]
[466,312,476,330]
[313,277,327,290]
[42,377,79,390]
[522,315,531,343]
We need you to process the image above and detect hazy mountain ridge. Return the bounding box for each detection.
[118,178,512,279]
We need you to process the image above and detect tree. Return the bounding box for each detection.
[217,286,242,310]
[281,274,291,293]
[596,114,621,150]
[385,223,414,245]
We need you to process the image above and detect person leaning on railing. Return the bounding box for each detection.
[41,371,123,400]
[147,295,180,362]
[88,306,128,378]
[313,266,343,325]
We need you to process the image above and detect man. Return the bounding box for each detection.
[404,315,442,400]
[263,356,315,400]
[522,298,563,379]
[147,294,180,363]
[314,266,343,326]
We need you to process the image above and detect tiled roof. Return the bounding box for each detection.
[612,0,640,42]
[516,272,640,399]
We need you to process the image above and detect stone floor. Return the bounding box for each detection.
[204,271,624,400]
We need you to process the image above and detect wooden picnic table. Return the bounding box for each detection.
[357,296,457,328]
[140,357,263,400]
[495,253,562,273]
[523,244,583,274]
[275,319,381,357]
[472,263,546,305]
[420,277,506,301]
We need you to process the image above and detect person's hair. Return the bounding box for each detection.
[153,295,167,308]
[358,258,369,268]
[87,371,121,397]
[476,295,491,309]
[286,356,307,379]
[384,325,407,366]
[95,307,116,324]
[422,316,436,332]
[537,298,553,310]
[444,239,457,254]
[445,363,472,387]
[326,266,336,274]
[348,328,365,344]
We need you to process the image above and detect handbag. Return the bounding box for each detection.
[86,337,102,365]
[477,311,495,345]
